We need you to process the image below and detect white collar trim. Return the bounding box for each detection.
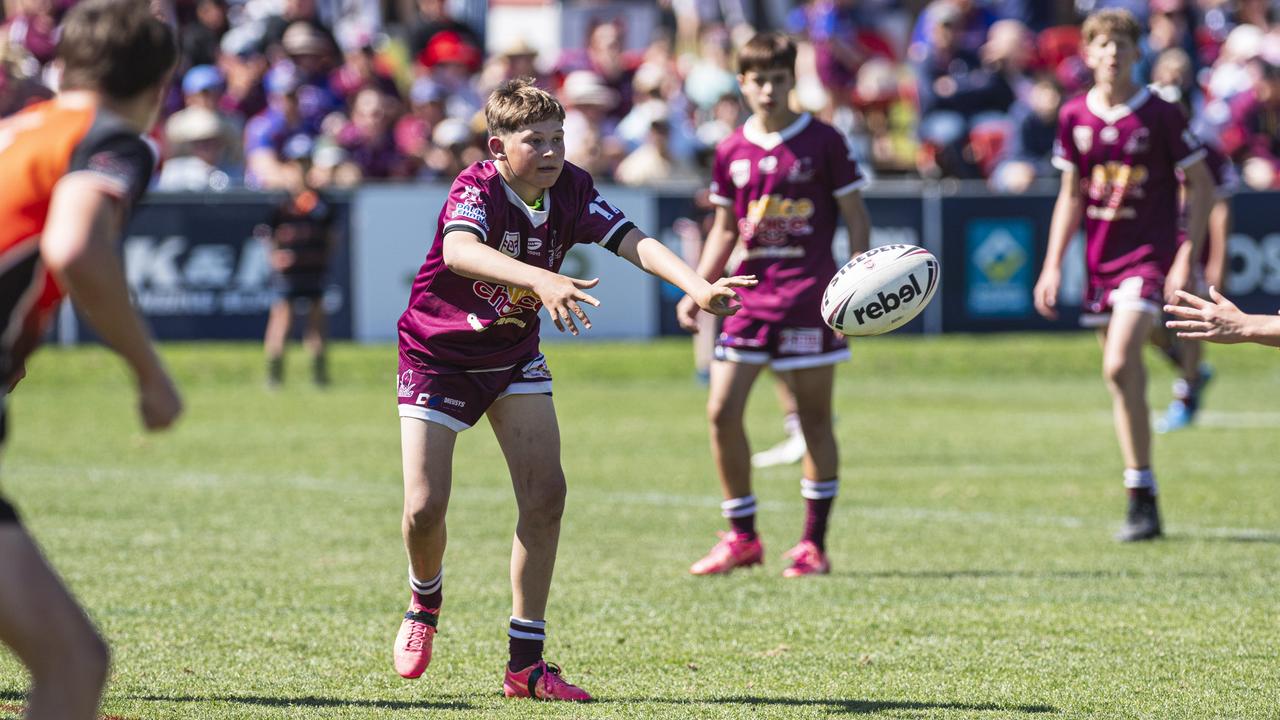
[1085,87,1151,125]
[499,176,551,228]
[742,113,811,150]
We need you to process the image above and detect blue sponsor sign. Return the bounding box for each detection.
[965,219,1034,318]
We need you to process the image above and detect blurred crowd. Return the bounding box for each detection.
[1,0,1278,192]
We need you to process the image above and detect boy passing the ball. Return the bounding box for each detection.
[392,78,753,701]
[0,2,183,717]
[676,32,871,578]
[1033,9,1214,542]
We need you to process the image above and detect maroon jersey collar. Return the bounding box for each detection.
[1085,86,1151,125]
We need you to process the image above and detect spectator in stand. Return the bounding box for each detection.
[407,0,481,67]
[1222,56,1280,189]
[416,29,483,121]
[158,107,237,190]
[335,87,415,180]
[1234,0,1277,30]
[990,75,1062,193]
[616,118,700,186]
[695,91,744,151]
[167,64,243,166]
[280,22,343,127]
[682,24,738,112]
[394,76,445,168]
[909,0,999,59]
[2,0,57,67]
[557,21,636,119]
[419,115,477,180]
[1134,0,1200,87]
[182,0,229,68]
[218,34,269,121]
[308,136,361,187]
[477,37,545,96]
[787,0,881,107]
[561,69,625,178]
[330,30,400,105]
[618,60,697,161]
[245,63,316,188]
[263,0,338,61]
[912,1,1016,177]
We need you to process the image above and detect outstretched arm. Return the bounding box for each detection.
[1164,288,1280,347]
[40,175,181,430]
[615,226,756,320]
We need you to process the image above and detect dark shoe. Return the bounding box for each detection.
[1116,494,1163,542]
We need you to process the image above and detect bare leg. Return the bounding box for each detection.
[400,417,457,584]
[303,300,329,385]
[1101,310,1156,469]
[0,526,109,720]
[779,364,838,482]
[487,393,565,621]
[263,299,293,360]
[706,360,766,500]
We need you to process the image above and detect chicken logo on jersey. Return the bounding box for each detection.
[397,369,415,397]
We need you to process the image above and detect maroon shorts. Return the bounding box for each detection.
[396,353,552,431]
[716,316,850,370]
[1080,267,1165,327]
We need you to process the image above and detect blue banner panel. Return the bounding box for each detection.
[112,193,352,341]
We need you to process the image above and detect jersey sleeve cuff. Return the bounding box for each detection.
[708,193,733,207]
[442,220,486,240]
[1051,156,1076,172]
[1176,148,1208,170]
[833,177,870,197]
[601,220,636,254]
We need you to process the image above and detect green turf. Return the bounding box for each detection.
[2,335,1278,719]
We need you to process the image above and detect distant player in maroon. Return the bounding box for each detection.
[391,78,753,701]
[1035,9,1215,542]
[676,33,872,578]
[0,2,182,718]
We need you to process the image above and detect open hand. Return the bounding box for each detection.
[697,275,757,317]
[1163,287,1251,344]
[534,274,601,336]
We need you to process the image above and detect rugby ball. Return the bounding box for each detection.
[821,244,939,336]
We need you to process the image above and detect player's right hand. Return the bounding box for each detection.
[676,294,700,333]
[138,372,183,431]
[533,274,600,336]
[697,275,757,318]
[1033,267,1061,320]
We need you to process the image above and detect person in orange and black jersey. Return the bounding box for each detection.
[261,135,336,388]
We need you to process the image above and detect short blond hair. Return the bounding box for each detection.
[485,77,565,136]
[1082,8,1141,47]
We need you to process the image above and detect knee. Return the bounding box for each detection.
[518,471,566,524]
[1102,356,1143,389]
[707,400,743,432]
[795,406,832,434]
[403,494,448,532]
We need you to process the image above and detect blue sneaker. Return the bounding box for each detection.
[1156,365,1213,433]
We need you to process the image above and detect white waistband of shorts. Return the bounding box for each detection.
[772,347,851,371]
[398,405,470,432]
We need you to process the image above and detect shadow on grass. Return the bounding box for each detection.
[606,695,1057,714]
[130,694,471,711]
[1171,532,1280,545]
[845,568,1227,580]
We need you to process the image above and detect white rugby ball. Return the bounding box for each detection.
[821,244,939,336]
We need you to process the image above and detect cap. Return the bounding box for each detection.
[561,70,619,109]
[282,133,315,161]
[265,62,301,95]
[167,107,223,144]
[419,30,481,70]
[182,65,224,95]
[282,22,330,56]
[409,77,445,105]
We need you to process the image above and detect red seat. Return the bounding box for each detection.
[1036,25,1082,72]
[969,120,1012,178]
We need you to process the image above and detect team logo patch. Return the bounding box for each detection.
[787,157,815,183]
[453,185,488,230]
[522,356,551,380]
[779,328,823,356]
[500,231,521,257]
[397,370,415,398]
[758,155,779,174]
[730,158,752,188]
[1124,127,1149,154]
[1100,126,1119,145]
[1073,127,1093,153]
[527,235,543,251]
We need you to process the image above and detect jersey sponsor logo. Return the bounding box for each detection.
[453,185,488,230]
[740,194,815,243]
[416,392,466,409]
[473,280,542,318]
[527,235,543,252]
[787,157,815,183]
[1099,126,1119,145]
[730,158,752,188]
[779,327,823,355]
[758,155,778,174]
[397,369,415,397]
[1073,126,1093,153]
[500,231,521,257]
[1086,162,1148,220]
[1124,127,1150,155]
[849,273,925,327]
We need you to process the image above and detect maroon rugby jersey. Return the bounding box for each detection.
[1053,87,1206,281]
[398,160,635,371]
[709,113,867,325]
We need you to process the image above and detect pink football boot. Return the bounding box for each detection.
[393,599,438,678]
[689,531,764,575]
[503,660,592,701]
[782,540,830,578]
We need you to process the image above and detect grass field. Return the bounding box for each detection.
[1,334,1279,719]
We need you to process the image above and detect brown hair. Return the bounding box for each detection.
[737,32,796,76]
[485,77,565,136]
[57,0,177,99]
[1081,8,1141,47]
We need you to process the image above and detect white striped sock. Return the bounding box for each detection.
[409,566,443,595]
[720,495,757,518]
[509,616,546,641]
[1123,468,1157,494]
[801,478,839,500]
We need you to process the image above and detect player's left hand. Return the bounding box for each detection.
[697,275,757,317]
